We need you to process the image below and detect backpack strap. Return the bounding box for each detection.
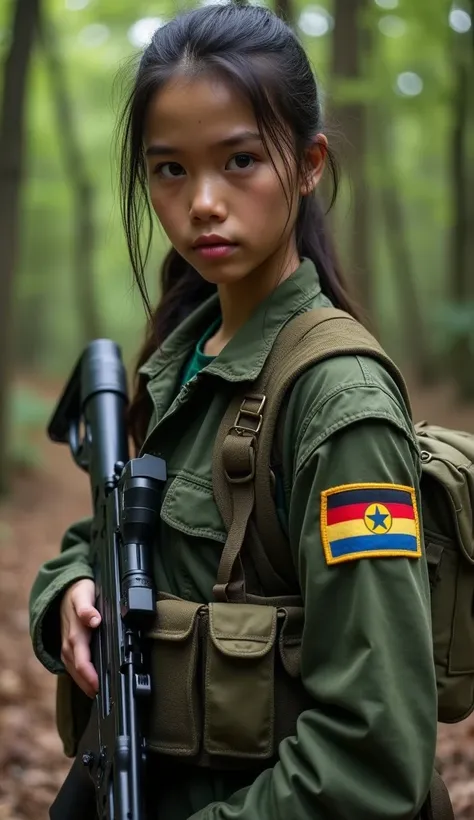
[423,771,455,820]
[212,308,411,603]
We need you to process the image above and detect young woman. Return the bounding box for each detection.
[29,4,437,818]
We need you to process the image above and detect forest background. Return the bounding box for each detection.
[0,0,473,818]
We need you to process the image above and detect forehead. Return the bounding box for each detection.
[144,73,258,148]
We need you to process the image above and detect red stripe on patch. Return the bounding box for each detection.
[386,503,415,520]
[326,503,369,525]
[326,501,415,526]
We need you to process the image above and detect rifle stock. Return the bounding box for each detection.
[47,339,166,820]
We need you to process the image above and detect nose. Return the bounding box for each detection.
[189,176,227,223]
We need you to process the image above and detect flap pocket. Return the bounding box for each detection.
[204,604,277,759]
[161,474,226,543]
[147,598,204,756]
[148,597,203,640]
[425,530,474,722]
[209,602,277,658]
[416,424,474,562]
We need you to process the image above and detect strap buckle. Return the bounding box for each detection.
[233,394,266,436]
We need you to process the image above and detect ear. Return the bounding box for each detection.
[300,134,328,196]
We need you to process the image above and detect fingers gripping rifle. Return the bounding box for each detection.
[47,339,166,820]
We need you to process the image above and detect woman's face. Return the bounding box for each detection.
[144,73,308,288]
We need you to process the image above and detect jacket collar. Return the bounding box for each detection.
[139,257,323,384]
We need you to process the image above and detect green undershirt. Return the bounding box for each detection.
[180,319,220,386]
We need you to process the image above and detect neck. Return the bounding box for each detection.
[204,242,300,356]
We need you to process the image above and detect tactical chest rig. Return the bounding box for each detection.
[145,309,410,766]
[59,308,467,819]
[147,308,462,820]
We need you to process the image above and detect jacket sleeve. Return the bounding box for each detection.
[188,417,437,820]
[29,517,94,674]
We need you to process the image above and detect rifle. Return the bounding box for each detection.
[47,339,166,820]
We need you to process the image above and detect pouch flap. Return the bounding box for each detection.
[161,474,226,544]
[417,423,474,461]
[416,424,474,563]
[148,598,203,641]
[278,606,304,678]
[208,603,277,658]
[417,424,473,468]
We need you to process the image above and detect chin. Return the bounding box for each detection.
[196,264,256,287]
[186,252,253,286]
[197,270,248,287]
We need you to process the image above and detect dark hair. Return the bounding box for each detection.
[118,3,360,450]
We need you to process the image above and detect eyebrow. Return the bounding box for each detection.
[145,130,262,157]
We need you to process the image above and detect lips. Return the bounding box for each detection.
[192,234,235,248]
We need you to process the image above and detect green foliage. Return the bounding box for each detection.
[1,0,473,383]
[435,303,474,349]
[8,385,53,471]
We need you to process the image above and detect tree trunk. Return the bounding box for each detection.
[0,0,40,495]
[449,37,474,399]
[39,16,102,346]
[15,291,48,368]
[451,64,469,305]
[331,0,372,321]
[374,115,435,383]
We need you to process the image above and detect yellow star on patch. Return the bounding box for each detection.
[363,503,392,534]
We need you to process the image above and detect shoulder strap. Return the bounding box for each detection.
[212,308,410,603]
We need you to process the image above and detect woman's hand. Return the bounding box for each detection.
[60,578,101,698]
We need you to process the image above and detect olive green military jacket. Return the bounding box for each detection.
[29,259,437,820]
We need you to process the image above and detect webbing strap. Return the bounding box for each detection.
[425,771,455,820]
[212,308,411,602]
[213,444,256,602]
[212,397,264,602]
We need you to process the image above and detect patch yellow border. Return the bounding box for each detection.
[320,482,422,566]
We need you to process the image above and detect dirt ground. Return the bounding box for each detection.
[0,378,473,819]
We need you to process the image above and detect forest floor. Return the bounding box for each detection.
[0,377,473,820]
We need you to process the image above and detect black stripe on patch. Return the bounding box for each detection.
[327,488,412,509]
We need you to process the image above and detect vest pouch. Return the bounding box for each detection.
[147,597,204,755]
[204,602,277,759]
[417,424,474,722]
[55,672,92,758]
[427,530,474,722]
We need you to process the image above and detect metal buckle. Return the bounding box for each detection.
[233,394,266,436]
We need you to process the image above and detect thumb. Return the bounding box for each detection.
[72,582,101,628]
[75,603,101,628]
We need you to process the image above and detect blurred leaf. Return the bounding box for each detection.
[9,385,53,427]
[0,0,471,382]
[435,303,474,346]
[7,385,53,471]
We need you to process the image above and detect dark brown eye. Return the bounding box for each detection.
[227,153,255,170]
[156,162,185,178]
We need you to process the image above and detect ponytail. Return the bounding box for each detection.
[296,157,362,323]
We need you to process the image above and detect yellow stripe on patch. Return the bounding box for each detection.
[327,517,417,543]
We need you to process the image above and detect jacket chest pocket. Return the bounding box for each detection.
[160,473,226,545]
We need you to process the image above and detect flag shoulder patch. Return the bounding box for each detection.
[320,482,422,566]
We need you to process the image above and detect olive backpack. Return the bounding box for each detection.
[213,307,474,820]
